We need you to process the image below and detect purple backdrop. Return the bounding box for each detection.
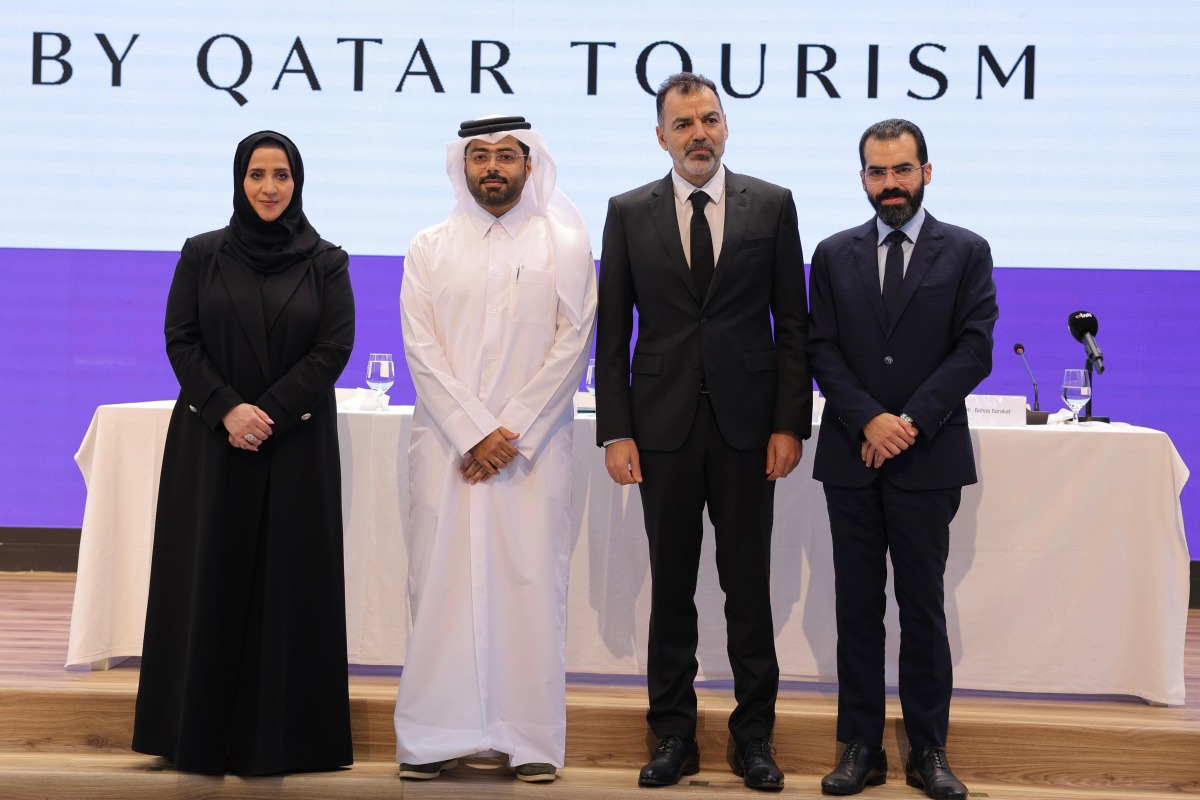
[0,247,1193,559]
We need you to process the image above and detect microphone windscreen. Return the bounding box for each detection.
[1013,343,1025,354]
[1068,311,1099,342]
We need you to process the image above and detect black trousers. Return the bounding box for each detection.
[823,479,961,750]
[637,395,779,748]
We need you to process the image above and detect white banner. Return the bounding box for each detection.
[2,1,1197,267]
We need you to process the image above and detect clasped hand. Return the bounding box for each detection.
[460,427,520,484]
[223,403,274,452]
[861,412,918,469]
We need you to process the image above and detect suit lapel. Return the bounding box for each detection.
[648,173,700,303]
[216,249,272,382]
[707,170,749,306]
[850,220,888,335]
[888,213,945,336]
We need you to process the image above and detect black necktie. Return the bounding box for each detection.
[689,191,714,300]
[882,229,907,327]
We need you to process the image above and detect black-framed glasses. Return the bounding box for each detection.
[862,163,926,185]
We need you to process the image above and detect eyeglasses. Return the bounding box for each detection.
[861,163,926,185]
[465,151,526,166]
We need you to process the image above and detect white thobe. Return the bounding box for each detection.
[394,197,597,768]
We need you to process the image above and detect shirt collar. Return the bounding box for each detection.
[876,206,926,246]
[671,164,726,207]
[465,193,533,238]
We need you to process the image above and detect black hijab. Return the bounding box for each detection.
[225,130,326,274]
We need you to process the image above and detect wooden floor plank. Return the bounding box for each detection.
[1,572,1198,795]
[0,755,1195,800]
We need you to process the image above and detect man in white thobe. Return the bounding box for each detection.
[394,116,597,783]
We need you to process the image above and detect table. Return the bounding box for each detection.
[70,401,1191,704]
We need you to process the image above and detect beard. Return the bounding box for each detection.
[677,140,721,178]
[468,170,525,209]
[870,181,925,228]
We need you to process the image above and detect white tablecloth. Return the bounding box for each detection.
[70,401,1191,704]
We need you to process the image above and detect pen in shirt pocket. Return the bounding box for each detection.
[516,261,523,282]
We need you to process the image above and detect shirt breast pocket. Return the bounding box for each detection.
[510,268,556,325]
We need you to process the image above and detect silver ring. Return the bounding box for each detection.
[245,434,257,443]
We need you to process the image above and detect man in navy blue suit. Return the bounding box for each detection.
[807,119,997,800]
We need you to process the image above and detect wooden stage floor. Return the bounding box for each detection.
[2,572,1198,799]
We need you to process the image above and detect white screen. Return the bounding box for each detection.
[2,1,1198,269]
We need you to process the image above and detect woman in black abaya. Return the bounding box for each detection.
[132,130,355,775]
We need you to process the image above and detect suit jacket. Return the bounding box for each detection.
[807,213,997,490]
[595,169,810,452]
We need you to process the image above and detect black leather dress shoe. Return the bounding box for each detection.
[904,746,967,800]
[638,735,700,787]
[733,739,784,791]
[821,743,887,795]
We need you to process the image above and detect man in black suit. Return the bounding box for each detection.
[595,72,810,791]
[807,119,997,800]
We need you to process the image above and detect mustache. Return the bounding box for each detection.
[877,188,910,201]
[685,141,715,155]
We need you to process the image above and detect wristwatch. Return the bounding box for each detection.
[899,413,916,429]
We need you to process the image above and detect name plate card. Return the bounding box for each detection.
[965,394,1026,427]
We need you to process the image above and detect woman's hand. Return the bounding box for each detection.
[223,403,274,452]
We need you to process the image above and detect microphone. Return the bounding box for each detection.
[1068,311,1105,374]
[1012,343,1040,411]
